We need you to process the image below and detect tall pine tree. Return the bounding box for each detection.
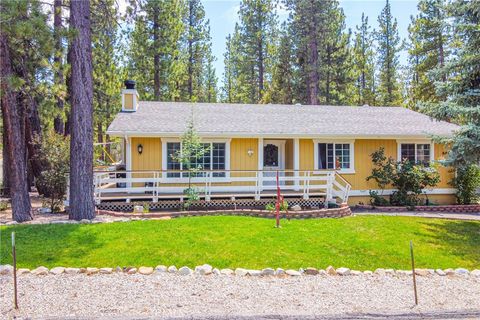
[376,0,402,106]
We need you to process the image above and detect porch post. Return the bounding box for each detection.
[257,138,263,197]
[125,136,132,189]
[293,138,300,191]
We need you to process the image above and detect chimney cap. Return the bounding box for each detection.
[124,80,136,90]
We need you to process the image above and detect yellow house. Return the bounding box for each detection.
[102,82,459,207]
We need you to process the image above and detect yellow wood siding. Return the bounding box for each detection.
[131,137,161,186]
[124,93,134,110]
[230,138,258,171]
[299,139,314,170]
[434,143,453,188]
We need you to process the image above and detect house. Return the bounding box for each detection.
[98,81,459,208]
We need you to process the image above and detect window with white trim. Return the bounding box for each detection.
[314,141,354,172]
[400,143,431,165]
[165,141,227,178]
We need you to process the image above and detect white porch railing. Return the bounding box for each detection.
[92,169,351,207]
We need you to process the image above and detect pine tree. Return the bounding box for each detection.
[421,0,480,167]
[126,0,186,101]
[353,13,376,106]
[91,0,124,162]
[376,0,402,106]
[289,0,353,105]
[236,0,278,103]
[203,49,218,102]
[68,0,95,220]
[266,22,295,104]
[221,25,243,103]
[407,0,449,108]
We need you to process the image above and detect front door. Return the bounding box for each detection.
[263,140,285,186]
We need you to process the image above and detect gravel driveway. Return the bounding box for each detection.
[1,274,479,319]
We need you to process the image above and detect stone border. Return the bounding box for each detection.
[1,264,478,278]
[97,205,352,219]
[355,204,480,213]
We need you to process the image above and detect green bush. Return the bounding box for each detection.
[367,148,441,207]
[265,200,289,211]
[452,165,480,204]
[368,190,389,207]
[34,132,69,213]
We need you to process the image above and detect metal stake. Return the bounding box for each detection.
[410,240,418,305]
[12,232,18,309]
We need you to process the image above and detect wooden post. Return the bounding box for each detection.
[12,232,18,309]
[275,170,280,228]
[410,240,418,305]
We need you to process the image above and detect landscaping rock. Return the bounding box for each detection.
[291,205,302,211]
[396,270,412,276]
[86,267,99,275]
[115,266,123,273]
[197,264,212,275]
[155,265,167,273]
[247,270,262,276]
[220,268,234,275]
[133,205,143,213]
[0,264,14,275]
[139,267,154,275]
[326,266,337,275]
[32,266,49,275]
[363,271,373,275]
[351,270,362,276]
[178,266,192,276]
[79,268,87,274]
[304,267,319,275]
[318,270,327,276]
[17,268,30,275]
[471,269,480,277]
[65,268,81,274]
[275,268,285,276]
[415,269,429,276]
[50,267,65,275]
[435,269,446,276]
[455,268,469,276]
[235,268,248,276]
[336,267,350,276]
[286,269,302,276]
[167,266,177,273]
[427,269,435,275]
[261,268,275,276]
[374,268,386,276]
[80,219,91,224]
[212,268,220,275]
[99,268,113,274]
[444,268,455,276]
[127,268,137,274]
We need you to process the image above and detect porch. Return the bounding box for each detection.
[92,169,351,207]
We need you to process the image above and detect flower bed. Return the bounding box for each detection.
[355,204,480,213]
[98,205,352,219]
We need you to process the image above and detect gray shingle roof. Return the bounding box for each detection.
[107,101,459,138]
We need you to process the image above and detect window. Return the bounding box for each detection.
[314,141,354,172]
[399,143,431,165]
[164,140,229,179]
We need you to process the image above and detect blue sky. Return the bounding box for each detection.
[203,0,419,82]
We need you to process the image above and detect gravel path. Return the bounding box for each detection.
[1,274,479,319]
[354,211,480,221]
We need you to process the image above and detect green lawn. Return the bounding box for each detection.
[0,216,479,270]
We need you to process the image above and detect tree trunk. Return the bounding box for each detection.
[68,0,95,220]
[0,33,32,222]
[24,94,48,195]
[53,0,65,134]
[2,118,10,196]
[153,4,160,101]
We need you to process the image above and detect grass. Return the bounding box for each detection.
[0,216,479,270]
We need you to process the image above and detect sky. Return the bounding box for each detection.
[203,0,419,81]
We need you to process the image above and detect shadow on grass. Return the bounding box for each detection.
[0,223,104,268]
[418,219,480,268]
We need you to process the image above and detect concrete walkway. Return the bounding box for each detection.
[353,210,480,221]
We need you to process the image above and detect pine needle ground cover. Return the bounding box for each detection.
[1,216,479,270]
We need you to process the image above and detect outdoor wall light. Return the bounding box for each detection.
[137,144,143,155]
[247,149,254,157]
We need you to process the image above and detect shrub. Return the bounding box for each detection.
[265,203,275,211]
[368,190,389,207]
[265,200,289,211]
[367,148,441,206]
[452,165,480,204]
[34,132,69,213]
